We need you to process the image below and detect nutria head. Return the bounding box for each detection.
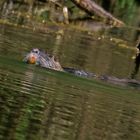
[27,48,40,64]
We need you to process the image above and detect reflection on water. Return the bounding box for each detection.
[0,24,139,79]
[0,24,140,140]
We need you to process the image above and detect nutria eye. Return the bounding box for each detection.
[32,50,39,54]
[32,49,39,54]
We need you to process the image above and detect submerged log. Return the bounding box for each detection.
[71,0,124,26]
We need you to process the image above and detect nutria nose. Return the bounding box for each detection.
[28,56,36,64]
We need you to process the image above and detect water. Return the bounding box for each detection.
[0,24,140,140]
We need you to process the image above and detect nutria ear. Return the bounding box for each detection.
[51,56,55,59]
[54,56,59,61]
[51,56,57,62]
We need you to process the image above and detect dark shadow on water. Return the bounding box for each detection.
[131,42,140,79]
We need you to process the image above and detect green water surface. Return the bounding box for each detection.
[0,24,140,140]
